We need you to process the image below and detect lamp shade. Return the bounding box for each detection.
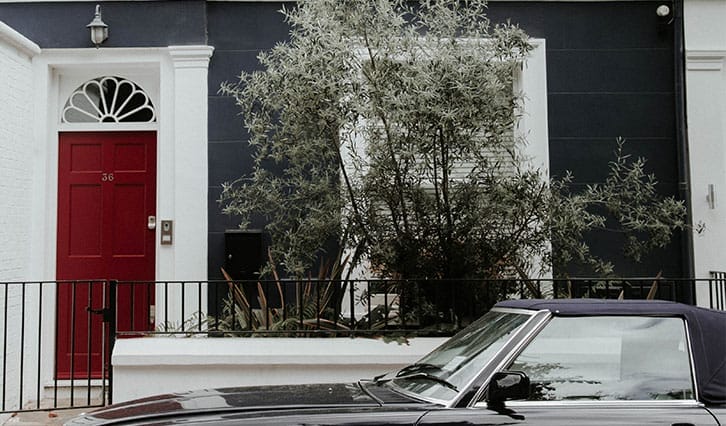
[87,5,108,47]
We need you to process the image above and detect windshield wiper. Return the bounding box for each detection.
[395,362,441,377]
[393,372,459,393]
[371,363,445,385]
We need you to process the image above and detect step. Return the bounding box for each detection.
[37,380,107,410]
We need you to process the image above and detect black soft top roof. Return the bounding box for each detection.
[494,299,726,405]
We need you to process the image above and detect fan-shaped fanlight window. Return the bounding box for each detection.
[62,76,156,123]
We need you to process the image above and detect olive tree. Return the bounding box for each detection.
[220,0,686,282]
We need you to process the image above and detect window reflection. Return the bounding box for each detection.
[508,316,694,401]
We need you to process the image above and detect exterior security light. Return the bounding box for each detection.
[87,4,108,48]
[656,4,671,18]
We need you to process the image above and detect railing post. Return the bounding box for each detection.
[108,280,117,405]
[349,280,355,335]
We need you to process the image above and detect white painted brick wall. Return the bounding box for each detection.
[0,37,34,283]
[0,23,38,415]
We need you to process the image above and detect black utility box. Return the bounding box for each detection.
[209,230,265,313]
[224,229,263,281]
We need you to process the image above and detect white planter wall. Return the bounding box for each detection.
[112,337,445,403]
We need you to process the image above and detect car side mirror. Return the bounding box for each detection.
[487,371,530,404]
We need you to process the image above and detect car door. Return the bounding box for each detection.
[419,314,719,425]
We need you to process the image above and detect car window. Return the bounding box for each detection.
[506,316,694,401]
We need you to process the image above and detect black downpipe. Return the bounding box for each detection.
[672,0,696,304]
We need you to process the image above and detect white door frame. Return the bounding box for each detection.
[30,45,213,384]
[31,45,213,284]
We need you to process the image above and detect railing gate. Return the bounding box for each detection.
[0,280,116,415]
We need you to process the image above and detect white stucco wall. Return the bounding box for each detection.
[684,0,726,307]
[0,20,40,418]
[112,337,445,403]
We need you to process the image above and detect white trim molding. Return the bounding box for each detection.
[519,39,549,174]
[167,45,213,283]
[162,45,214,323]
[686,51,725,72]
[684,49,726,307]
[0,20,40,57]
[684,0,726,307]
[169,45,214,69]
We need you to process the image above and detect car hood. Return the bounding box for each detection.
[65,382,425,425]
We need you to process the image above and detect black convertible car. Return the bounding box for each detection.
[67,299,726,425]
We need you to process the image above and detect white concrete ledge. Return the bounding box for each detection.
[0,20,40,57]
[113,337,444,366]
[112,337,446,402]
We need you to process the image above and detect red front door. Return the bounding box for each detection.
[56,131,156,378]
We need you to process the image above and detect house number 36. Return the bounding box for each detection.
[101,173,115,182]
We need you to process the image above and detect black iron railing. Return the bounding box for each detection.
[115,277,722,338]
[0,281,111,415]
[709,272,726,310]
[1,276,724,415]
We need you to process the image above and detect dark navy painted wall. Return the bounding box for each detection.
[207,1,294,281]
[486,1,684,279]
[204,1,685,281]
[0,1,206,48]
[0,1,686,283]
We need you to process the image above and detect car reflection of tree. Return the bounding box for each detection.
[511,361,605,401]
[513,360,694,401]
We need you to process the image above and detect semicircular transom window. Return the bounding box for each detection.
[62,76,156,123]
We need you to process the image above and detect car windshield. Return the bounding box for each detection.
[388,309,532,402]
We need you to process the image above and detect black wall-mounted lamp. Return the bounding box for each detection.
[87,4,108,48]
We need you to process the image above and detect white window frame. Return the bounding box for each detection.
[344,38,548,178]
[341,39,550,314]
